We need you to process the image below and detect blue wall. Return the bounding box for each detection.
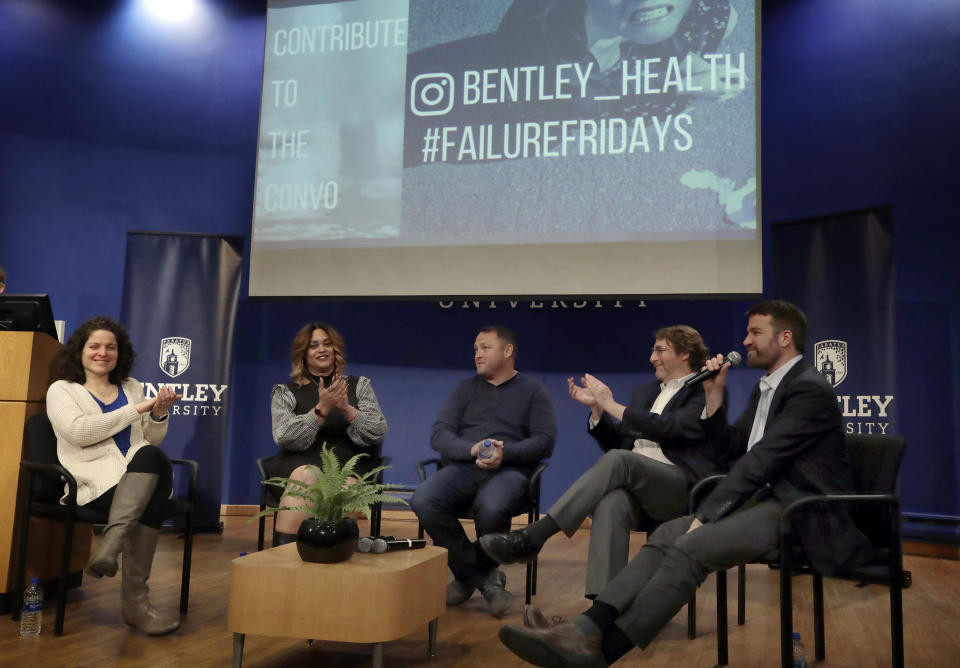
[2,1,958,526]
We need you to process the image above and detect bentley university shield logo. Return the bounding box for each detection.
[159,337,191,378]
[814,339,847,388]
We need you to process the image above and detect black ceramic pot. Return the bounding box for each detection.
[296,517,360,563]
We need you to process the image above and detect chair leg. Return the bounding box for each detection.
[530,485,540,597]
[687,593,696,639]
[370,502,382,537]
[55,512,76,636]
[779,556,794,668]
[890,503,905,668]
[525,560,533,604]
[737,563,746,625]
[257,506,265,552]
[180,509,194,616]
[11,477,33,623]
[717,569,728,665]
[417,521,424,541]
[891,579,904,668]
[813,573,825,660]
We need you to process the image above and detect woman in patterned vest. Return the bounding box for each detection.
[268,322,388,543]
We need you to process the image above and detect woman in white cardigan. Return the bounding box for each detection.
[46,317,181,635]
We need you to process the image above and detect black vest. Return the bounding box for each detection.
[285,376,376,475]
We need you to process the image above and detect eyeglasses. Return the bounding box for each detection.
[651,346,672,357]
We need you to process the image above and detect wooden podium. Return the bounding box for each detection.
[0,332,92,607]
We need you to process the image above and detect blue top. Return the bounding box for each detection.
[430,372,556,473]
[88,387,132,457]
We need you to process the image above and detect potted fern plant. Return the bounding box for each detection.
[253,445,407,563]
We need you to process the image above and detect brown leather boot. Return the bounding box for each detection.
[120,523,180,635]
[86,472,158,578]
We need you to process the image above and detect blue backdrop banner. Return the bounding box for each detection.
[772,207,896,441]
[121,232,243,532]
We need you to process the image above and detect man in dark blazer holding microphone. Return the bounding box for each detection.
[496,301,878,667]
[481,325,729,600]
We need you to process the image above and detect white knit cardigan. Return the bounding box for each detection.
[46,378,169,506]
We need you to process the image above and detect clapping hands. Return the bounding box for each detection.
[567,376,597,407]
[316,375,348,417]
[570,374,624,421]
[150,385,181,417]
[582,374,614,409]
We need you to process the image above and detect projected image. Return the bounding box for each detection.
[254,0,408,243]
[252,0,757,250]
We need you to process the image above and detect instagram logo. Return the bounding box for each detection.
[410,73,455,116]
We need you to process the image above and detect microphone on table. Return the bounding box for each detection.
[370,538,427,554]
[683,351,742,387]
[357,535,396,552]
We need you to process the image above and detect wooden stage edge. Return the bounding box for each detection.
[220,505,959,560]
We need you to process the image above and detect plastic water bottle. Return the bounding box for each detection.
[792,632,807,668]
[478,439,494,460]
[19,578,43,637]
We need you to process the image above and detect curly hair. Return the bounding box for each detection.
[56,316,136,384]
[655,324,709,371]
[290,322,346,386]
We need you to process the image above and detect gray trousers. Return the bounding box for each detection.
[597,499,783,649]
[546,450,690,598]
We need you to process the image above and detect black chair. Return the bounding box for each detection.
[11,413,197,636]
[683,474,727,643]
[414,458,547,605]
[255,449,391,550]
[688,434,907,668]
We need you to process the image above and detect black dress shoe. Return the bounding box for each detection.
[446,578,475,606]
[479,530,541,565]
[479,569,512,617]
[498,622,607,667]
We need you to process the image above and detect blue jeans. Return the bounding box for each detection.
[412,463,530,587]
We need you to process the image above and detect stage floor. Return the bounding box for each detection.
[1,514,957,667]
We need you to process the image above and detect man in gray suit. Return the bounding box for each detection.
[496,301,877,667]
[481,325,728,599]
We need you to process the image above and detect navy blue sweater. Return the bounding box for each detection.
[430,372,556,472]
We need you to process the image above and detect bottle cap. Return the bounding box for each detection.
[29,577,39,584]
[483,439,492,446]
[792,632,801,640]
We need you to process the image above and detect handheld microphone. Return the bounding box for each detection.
[370,538,427,554]
[357,535,397,552]
[683,351,742,387]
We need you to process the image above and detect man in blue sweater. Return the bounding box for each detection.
[412,325,557,617]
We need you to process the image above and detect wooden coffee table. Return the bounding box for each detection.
[228,543,447,667]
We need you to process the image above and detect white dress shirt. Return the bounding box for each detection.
[589,373,696,466]
[746,355,803,450]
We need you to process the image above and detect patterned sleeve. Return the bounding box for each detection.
[270,384,320,451]
[345,376,387,447]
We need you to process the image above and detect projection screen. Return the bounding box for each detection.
[249,0,760,297]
